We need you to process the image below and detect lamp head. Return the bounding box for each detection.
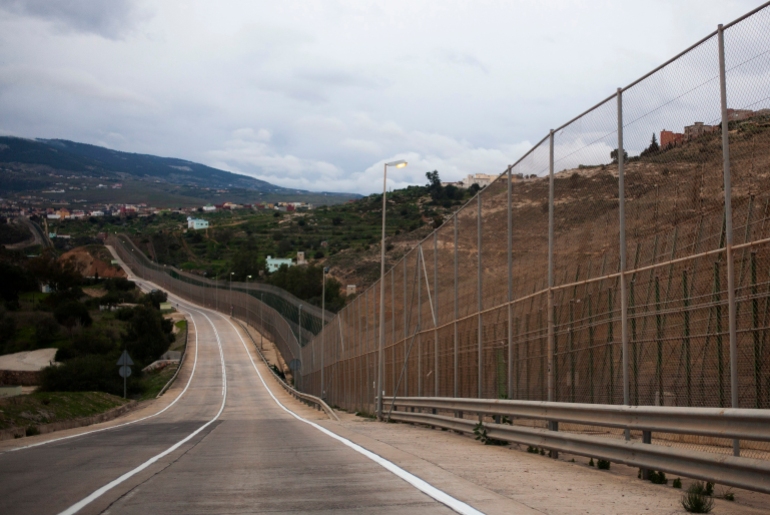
[385,159,407,168]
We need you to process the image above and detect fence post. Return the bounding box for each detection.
[417,246,422,397]
[507,165,514,399]
[392,269,396,399]
[718,23,740,457]
[434,232,439,396]
[404,257,408,396]
[618,88,630,440]
[477,192,483,398]
[454,214,459,398]
[547,129,555,403]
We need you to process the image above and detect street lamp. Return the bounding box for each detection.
[377,159,407,420]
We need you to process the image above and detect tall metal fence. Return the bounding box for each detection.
[110,234,330,342]
[299,3,770,441]
[110,3,770,464]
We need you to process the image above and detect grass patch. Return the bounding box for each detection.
[139,364,178,400]
[0,391,129,430]
[681,482,714,513]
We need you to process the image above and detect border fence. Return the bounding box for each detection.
[110,2,770,491]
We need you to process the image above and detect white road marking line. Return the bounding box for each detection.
[225,317,485,515]
[3,305,202,454]
[56,310,228,515]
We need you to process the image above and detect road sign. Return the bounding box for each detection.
[119,366,132,378]
[117,350,134,367]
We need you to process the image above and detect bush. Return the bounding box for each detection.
[25,425,40,437]
[673,478,682,489]
[54,301,92,329]
[121,306,174,365]
[41,354,138,396]
[142,290,167,310]
[597,459,611,470]
[104,278,135,292]
[649,470,668,485]
[681,482,714,513]
[34,316,60,346]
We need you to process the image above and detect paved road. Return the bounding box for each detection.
[0,273,468,514]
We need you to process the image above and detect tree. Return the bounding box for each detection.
[640,133,660,157]
[425,170,443,201]
[121,305,174,365]
[0,262,36,307]
[27,250,81,292]
[610,148,628,164]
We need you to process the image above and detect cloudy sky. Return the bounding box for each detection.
[0,0,763,194]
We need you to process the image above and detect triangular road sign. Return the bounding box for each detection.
[117,350,134,367]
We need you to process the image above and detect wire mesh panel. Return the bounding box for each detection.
[552,97,620,404]
[622,31,727,410]
[724,7,770,415]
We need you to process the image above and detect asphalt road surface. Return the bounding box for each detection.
[0,272,475,514]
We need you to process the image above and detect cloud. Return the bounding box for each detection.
[206,122,534,194]
[0,65,156,106]
[441,50,489,74]
[0,0,149,39]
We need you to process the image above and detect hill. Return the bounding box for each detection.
[0,137,360,207]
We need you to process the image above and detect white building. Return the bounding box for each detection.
[460,173,496,189]
[187,217,209,230]
[266,256,293,273]
[202,204,216,212]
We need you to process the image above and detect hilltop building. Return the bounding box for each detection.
[266,256,293,273]
[187,217,209,230]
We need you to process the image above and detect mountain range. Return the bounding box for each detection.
[0,137,359,206]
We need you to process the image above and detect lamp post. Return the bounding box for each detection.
[377,159,407,420]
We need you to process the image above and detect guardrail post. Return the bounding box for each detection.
[618,88,630,441]
[718,23,740,457]
[454,214,459,398]
[641,430,652,480]
[478,193,483,398]
[507,165,514,399]
[548,129,555,403]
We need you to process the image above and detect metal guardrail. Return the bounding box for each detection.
[386,397,770,494]
[235,319,339,422]
[388,397,770,442]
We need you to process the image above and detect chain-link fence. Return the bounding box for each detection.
[109,3,770,461]
[299,3,770,457]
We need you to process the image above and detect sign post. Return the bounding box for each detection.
[117,350,134,399]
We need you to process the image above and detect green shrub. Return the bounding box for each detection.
[673,478,682,489]
[25,425,40,437]
[597,459,611,470]
[681,482,714,513]
[649,470,668,485]
[54,301,92,329]
[41,354,139,396]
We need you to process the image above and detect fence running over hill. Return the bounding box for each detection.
[111,3,770,467]
[298,3,770,458]
[111,234,330,341]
